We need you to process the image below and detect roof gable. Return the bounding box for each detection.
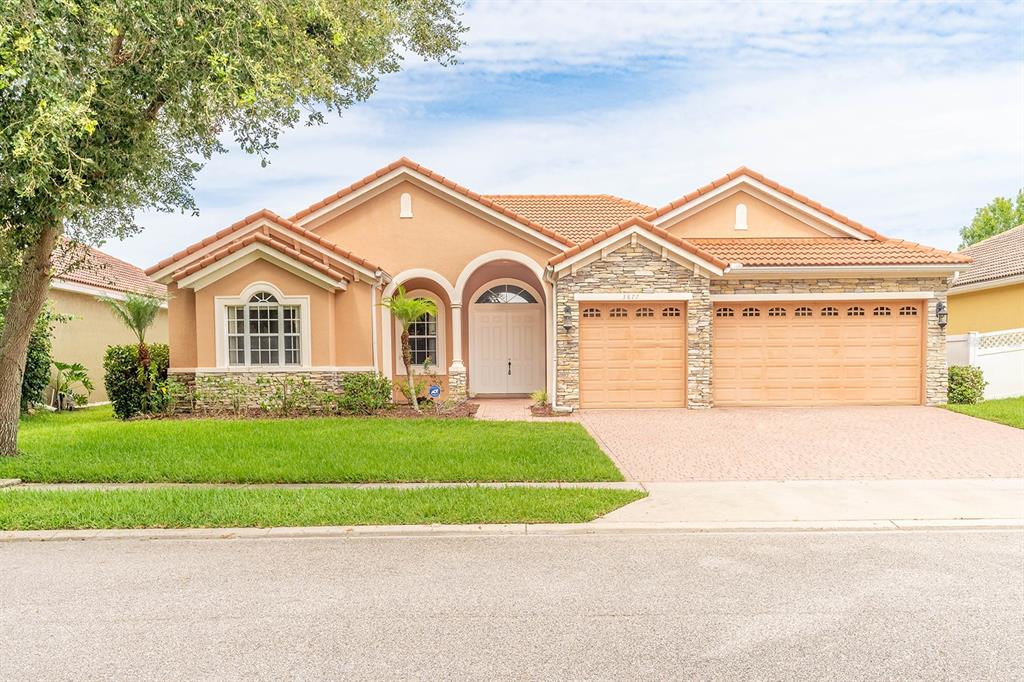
[952,224,1024,288]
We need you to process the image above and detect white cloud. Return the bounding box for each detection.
[103,1,1024,265]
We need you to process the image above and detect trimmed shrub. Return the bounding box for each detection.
[104,343,170,419]
[948,365,986,404]
[340,372,393,414]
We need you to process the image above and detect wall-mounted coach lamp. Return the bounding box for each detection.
[562,304,573,333]
[935,300,948,329]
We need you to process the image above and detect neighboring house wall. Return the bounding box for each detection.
[49,288,169,404]
[555,242,713,409]
[947,282,1024,334]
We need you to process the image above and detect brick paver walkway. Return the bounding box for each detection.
[577,406,1024,482]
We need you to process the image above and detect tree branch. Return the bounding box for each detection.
[110,30,125,64]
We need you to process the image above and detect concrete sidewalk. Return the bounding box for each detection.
[597,478,1024,524]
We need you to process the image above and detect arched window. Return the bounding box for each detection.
[768,307,787,317]
[821,306,839,317]
[582,307,601,318]
[899,305,918,316]
[873,306,892,316]
[636,307,654,318]
[794,306,813,317]
[742,307,760,317]
[226,292,301,366]
[475,284,537,304]
[609,307,628,318]
[847,306,865,317]
[715,307,734,318]
[662,307,681,317]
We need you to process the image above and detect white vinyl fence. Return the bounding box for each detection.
[947,328,1024,399]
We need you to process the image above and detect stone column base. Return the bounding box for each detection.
[447,362,468,400]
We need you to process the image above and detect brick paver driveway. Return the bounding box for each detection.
[576,406,1024,482]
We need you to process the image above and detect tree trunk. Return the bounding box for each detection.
[0,224,60,455]
[400,329,420,413]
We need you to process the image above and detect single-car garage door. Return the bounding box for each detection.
[713,301,924,406]
[579,301,687,408]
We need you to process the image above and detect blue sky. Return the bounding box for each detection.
[109,0,1024,266]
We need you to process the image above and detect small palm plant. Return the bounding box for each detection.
[99,292,165,404]
[380,286,437,413]
[51,361,94,410]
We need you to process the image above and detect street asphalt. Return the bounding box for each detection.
[2,530,1022,680]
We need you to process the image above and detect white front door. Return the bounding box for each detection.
[470,305,544,395]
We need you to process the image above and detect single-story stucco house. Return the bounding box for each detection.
[51,242,168,404]
[146,159,970,410]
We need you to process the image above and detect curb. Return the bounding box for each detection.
[1,518,1021,543]
[0,479,21,489]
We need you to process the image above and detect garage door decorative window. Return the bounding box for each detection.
[662,307,681,317]
[821,306,839,317]
[715,307,734,318]
[899,305,918,316]
[609,307,628,318]
[873,306,892,316]
[582,307,600,318]
[794,306,813,317]
[768,307,787,317]
[636,307,654,318]
[742,307,760,317]
[847,306,865,317]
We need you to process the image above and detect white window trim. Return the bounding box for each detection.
[214,282,312,369]
[574,292,694,301]
[710,291,935,302]
[394,289,446,375]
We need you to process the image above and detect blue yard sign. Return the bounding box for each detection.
[428,385,442,399]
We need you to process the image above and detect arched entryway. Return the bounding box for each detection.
[468,279,545,395]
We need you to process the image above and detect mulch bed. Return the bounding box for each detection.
[135,402,480,421]
[529,404,571,418]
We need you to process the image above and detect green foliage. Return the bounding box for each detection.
[99,292,165,344]
[947,365,987,404]
[959,190,1024,247]
[0,285,61,411]
[51,361,94,409]
[530,389,548,406]
[103,343,169,419]
[0,0,463,250]
[380,286,439,412]
[340,372,393,414]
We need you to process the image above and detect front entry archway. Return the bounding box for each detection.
[469,280,545,396]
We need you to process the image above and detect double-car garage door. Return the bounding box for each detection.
[712,300,924,406]
[578,298,925,408]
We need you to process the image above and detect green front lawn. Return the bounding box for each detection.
[0,487,644,530]
[3,407,622,483]
[943,396,1024,429]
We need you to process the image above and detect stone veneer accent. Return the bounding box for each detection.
[555,243,712,408]
[447,364,468,400]
[710,277,949,406]
[170,369,355,412]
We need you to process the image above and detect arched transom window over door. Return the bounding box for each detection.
[475,284,538,304]
[226,292,301,366]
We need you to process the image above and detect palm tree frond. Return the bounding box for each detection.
[99,292,165,344]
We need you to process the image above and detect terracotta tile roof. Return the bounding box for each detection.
[171,230,350,283]
[548,216,729,269]
[146,209,379,277]
[52,241,166,296]
[644,166,888,240]
[481,194,653,244]
[288,157,576,248]
[951,225,1024,287]
[688,238,972,267]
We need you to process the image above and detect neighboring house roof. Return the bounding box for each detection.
[287,157,576,248]
[951,225,1024,288]
[482,195,654,244]
[52,241,165,297]
[146,208,381,281]
[688,238,972,268]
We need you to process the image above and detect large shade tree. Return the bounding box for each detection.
[959,189,1024,248]
[0,0,463,454]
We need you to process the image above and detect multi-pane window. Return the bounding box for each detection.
[821,306,839,317]
[609,307,628,318]
[899,305,918,316]
[582,308,601,318]
[226,292,301,367]
[636,307,654,318]
[794,307,813,317]
[873,306,892,317]
[768,307,787,317]
[662,307,681,317]
[847,306,865,317]
[742,307,760,317]
[407,312,437,366]
[715,307,734,318]
[475,284,537,304]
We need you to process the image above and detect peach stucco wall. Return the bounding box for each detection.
[173,259,374,369]
[665,191,845,239]
[304,181,554,287]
